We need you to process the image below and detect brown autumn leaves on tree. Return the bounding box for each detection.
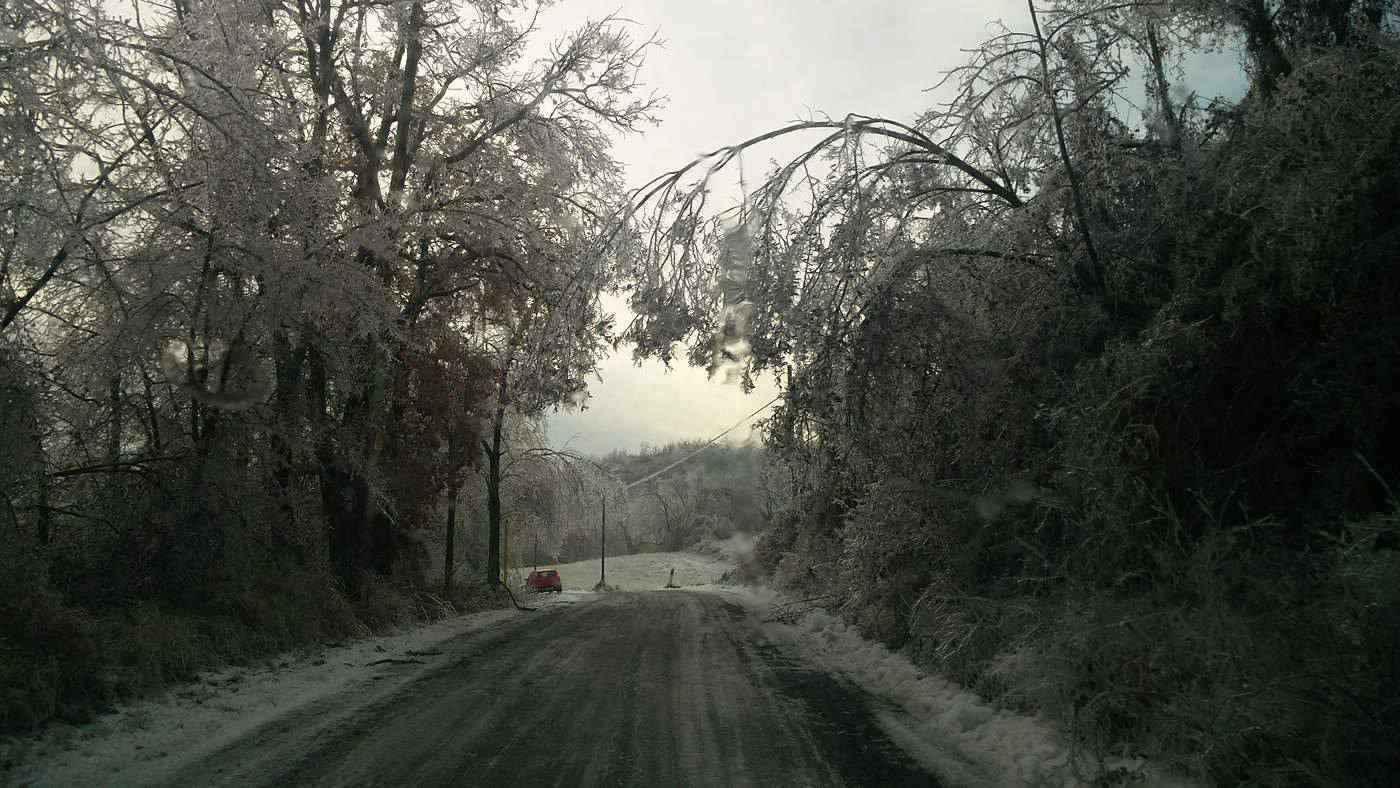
[0,0,655,729]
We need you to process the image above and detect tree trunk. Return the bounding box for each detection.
[1237,0,1292,99]
[443,428,463,595]
[485,402,505,588]
[444,484,458,595]
[107,374,121,468]
[310,345,364,593]
[654,489,673,551]
[314,331,395,593]
[320,459,366,594]
[271,329,305,560]
[1144,22,1182,149]
[35,466,52,547]
[1027,0,1103,296]
[357,339,395,578]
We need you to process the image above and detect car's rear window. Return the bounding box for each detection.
[541,571,557,576]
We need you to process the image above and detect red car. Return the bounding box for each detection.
[525,568,562,593]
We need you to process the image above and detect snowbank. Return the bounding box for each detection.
[719,588,1197,787]
[0,608,521,786]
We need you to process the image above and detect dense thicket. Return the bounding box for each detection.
[629,1,1400,781]
[0,0,650,731]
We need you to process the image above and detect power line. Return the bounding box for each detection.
[622,393,781,490]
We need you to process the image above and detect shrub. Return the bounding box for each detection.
[976,510,1400,783]
[356,573,417,632]
[118,605,199,691]
[760,44,1400,783]
[0,591,104,730]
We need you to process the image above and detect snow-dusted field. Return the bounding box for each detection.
[4,545,1193,787]
[528,549,733,592]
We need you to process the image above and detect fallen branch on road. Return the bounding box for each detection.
[501,582,537,611]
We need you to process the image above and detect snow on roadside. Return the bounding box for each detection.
[535,548,1181,785]
[4,554,734,783]
[4,552,728,784]
[0,608,521,786]
[4,546,1195,788]
[717,586,1197,788]
[531,550,734,592]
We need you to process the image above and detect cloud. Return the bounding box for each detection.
[546,340,779,456]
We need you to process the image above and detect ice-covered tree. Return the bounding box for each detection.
[0,0,658,725]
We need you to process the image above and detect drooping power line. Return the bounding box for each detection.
[622,393,781,490]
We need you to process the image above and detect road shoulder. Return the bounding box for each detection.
[1,607,524,786]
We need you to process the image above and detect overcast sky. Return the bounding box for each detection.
[538,0,1244,457]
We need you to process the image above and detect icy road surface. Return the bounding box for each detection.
[147,591,932,786]
[11,546,1177,786]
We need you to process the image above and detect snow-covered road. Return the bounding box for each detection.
[20,590,933,787]
[4,549,1192,786]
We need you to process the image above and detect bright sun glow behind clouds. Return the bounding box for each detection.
[548,293,785,459]
[540,0,1246,457]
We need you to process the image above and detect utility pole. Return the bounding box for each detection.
[599,493,607,587]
